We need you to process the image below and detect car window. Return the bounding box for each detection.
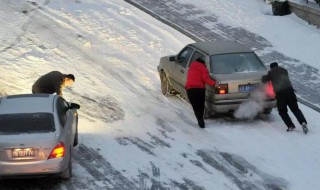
[189,51,205,67]
[56,97,69,127]
[177,47,194,68]
[210,53,267,74]
[0,113,55,134]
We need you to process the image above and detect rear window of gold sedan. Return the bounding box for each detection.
[210,53,266,74]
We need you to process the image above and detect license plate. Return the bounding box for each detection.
[239,84,258,92]
[12,148,35,158]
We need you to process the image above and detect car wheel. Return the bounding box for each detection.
[160,72,171,96]
[263,108,272,114]
[73,128,78,147]
[61,147,72,180]
[73,117,78,147]
[204,108,216,119]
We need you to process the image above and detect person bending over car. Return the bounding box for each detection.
[262,62,308,134]
[185,57,216,128]
[32,71,75,96]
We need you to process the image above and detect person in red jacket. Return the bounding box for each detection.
[185,57,216,128]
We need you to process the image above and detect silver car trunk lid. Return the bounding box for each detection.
[0,132,58,162]
[213,71,266,93]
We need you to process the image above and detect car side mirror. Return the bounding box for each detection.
[169,56,176,61]
[176,57,185,63]
[69,103,80,109]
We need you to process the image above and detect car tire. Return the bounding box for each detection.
[160,72,172,96]
[73,128,78,147]
[204,108,216,119]
[263,108,272,114]
[73,117,78,147]
[61,147,72,180]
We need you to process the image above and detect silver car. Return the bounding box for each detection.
[157,41,276,116]
[0,94,80,179]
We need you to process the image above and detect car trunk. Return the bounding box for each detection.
[210,71,266,99]
[0,133,57,162]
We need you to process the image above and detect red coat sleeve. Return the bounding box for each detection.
[202,66,216,86]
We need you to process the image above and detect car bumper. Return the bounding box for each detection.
[0,158,66,178]
[205,98,276,113]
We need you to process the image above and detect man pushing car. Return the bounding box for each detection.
[262,62,308,134]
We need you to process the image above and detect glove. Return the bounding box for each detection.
[214,80,220,87]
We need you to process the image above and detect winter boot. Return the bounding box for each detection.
[286,125,296,132]
[301,122,308,134]
[198,120,205,128]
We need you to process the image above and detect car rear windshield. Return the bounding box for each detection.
[210,53,267,74]
[0,113,55,135]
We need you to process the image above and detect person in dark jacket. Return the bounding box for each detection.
[32,71,75,96]
[262,62,308,133]
[185,57,216,128]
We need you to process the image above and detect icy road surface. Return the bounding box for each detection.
[1,0,320,190]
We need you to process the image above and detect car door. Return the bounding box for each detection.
[56,97,75,147]
[186,50,207,81]
[169,46,194,93]
[178,50,207,97]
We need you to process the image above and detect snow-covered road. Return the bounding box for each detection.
[1,0,320,189]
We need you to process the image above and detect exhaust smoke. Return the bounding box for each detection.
[234,85,267,120]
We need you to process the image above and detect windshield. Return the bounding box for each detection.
[0,113,55,135]
[210,53,266,74]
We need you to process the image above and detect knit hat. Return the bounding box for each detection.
[270,62,278,69]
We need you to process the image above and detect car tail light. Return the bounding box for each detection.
[48,142,65,159]
[215,84,228,94]
[265,81,275,98]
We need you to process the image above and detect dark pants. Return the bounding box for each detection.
[187,88,206,124]
[276,88,307,128]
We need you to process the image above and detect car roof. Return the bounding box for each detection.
[0,94,56,114]
[188,41,253,55]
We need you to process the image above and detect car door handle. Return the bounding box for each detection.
[180,70,184,73]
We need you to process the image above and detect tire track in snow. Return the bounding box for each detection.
[73,145,205,190]
[137,168,206,190]
[68,91,125,123]
[189,159,213,175]
[0,0,51,53]
[150,162,161,178]
[115,120,174,156]
[0,80,26,96]
[170,178,206,190]
[72,144,139,189]
[147,132,171,148]
[115,137,156,156]
[196,150,289,190]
